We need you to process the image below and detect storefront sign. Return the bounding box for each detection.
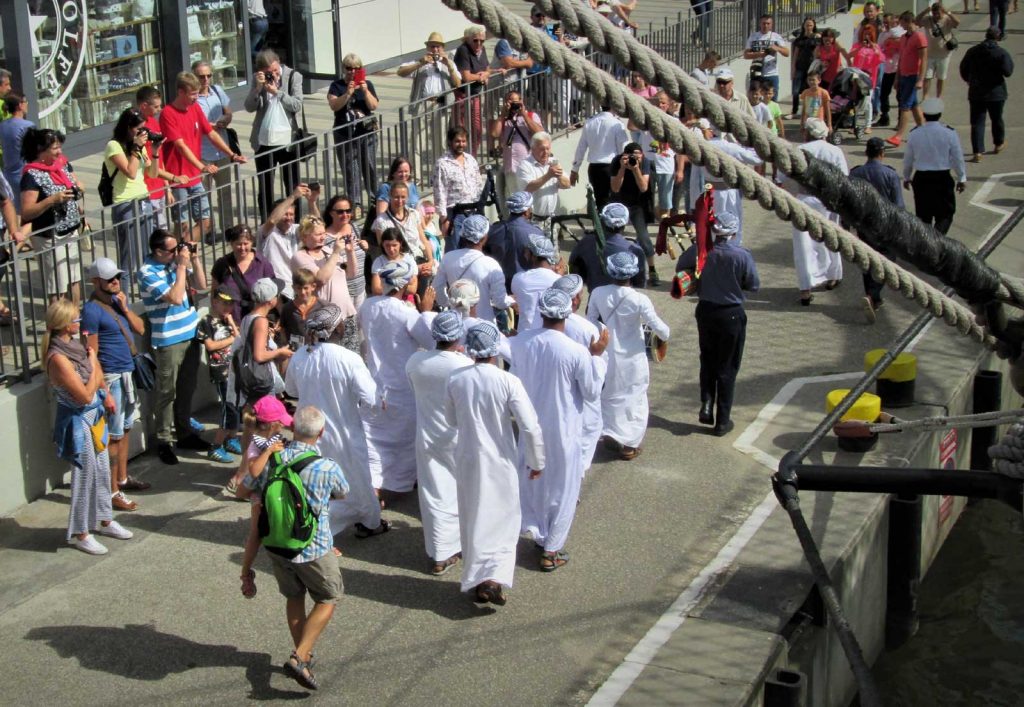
[30,0,88,119]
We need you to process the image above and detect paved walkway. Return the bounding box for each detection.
[2,4,1022,706]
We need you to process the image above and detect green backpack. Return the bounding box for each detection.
[258,450,320,559]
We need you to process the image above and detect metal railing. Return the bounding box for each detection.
[0,0,845,383]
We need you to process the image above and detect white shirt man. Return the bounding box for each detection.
[284,305,387,536]
[570,109,629,207]
[743,15,790,87]
[433,214,512,323]
[510,290,606,569]
[405,312,472,574]
[444,322,545,605]
[259,189,312,281]
[515,132,570,219]
[510,234,561,331]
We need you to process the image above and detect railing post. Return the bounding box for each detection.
[10,247,32,383]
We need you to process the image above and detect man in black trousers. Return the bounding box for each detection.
[959,26,1014,163]
[902,97,967,236]
[676,211,760,437]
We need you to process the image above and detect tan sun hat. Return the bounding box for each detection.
[425,31,445,45]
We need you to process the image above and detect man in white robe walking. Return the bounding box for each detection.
[552,274,607,470]
[787,117,847,306]
[433,214,513,324]
[406,311,472,575]
[586,252,671,460]
[285,304,391,539]
[359,260,435,494]
[511,233,562,331]
[688,121,763,245]
[444,322,545,605]
[510,289,607,571]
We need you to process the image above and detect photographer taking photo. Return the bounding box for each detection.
[489,91,543,206]
[609,142,659,286]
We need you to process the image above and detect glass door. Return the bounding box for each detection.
[287,0,341,80]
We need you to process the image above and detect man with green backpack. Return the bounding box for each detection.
[258,405,348,691]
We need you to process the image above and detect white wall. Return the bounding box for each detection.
[338,0,475,68]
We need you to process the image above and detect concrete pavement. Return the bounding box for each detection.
[3,4,1023,706]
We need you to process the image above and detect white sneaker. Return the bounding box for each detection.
[95,520,133,540]
[73,535,109,555]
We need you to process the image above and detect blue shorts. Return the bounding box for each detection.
[105,373,138,439]
[654,172,675,211]
[170,183,212,223]
[896,75,919,111]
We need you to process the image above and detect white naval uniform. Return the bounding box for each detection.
[586,285,671,448]
[790,139,848,291]
[406,349,473,562]
[689,137,763,244]
[511,267,561,331]
[284,342,383,533]
[510,328,605,553]
[359,296,434,492]
[444,363,545,592]
[564,312,606,469]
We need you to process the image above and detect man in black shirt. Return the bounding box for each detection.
[327,53,379,208]
[453,25,493,153]
[609,142,659,285]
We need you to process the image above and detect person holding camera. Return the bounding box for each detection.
[916,2,959,100]
[290,215,360,352]
[398,33,462,160]
[245,50,302,221]
[489,91,543,206]
[328,54,379,209]
[20,128,86,305]
[515,132,569,225]
[135,86,188,231]
[105,109,161,288]
[137,228,209,465]
[609,143,659,286]
[743,14,790,97]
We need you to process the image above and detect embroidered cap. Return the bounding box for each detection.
[431,310,464,342]
[538,288,572,320]
[465,321,502,359]
[606,251,640,280]
[460,214,490,244]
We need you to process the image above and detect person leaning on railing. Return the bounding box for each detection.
[193,60,236,234]
[105,108,161,287]
[20,128,86,306]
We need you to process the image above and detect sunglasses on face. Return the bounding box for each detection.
[197,74,212,79]
[103,276,120,284]
[332,208,353,214]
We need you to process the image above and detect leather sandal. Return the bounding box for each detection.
[619,446,642,461]
[284,652,318,690]
[540,551,569,572]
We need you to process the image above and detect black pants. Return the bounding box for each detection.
[879,72,897,122]
[991,0,1009,37]
[912,170,955,235]
[588,163,613,210]
[695,301,747,426]
[255,143,299,221]
[969,99,1005,155]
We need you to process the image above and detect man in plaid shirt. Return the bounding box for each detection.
[264,405,349,691]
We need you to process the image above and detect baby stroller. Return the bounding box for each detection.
[827,67,873,145]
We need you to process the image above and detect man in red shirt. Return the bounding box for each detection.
[136,86,190,230]
[159,72,246,248]
[887,11,928,147]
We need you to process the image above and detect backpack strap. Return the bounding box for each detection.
[89,297,138,357]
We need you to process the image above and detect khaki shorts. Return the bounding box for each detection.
[269,551,344,604]
[926,55,950,81]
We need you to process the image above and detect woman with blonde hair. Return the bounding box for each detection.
[44,299,133,555]
[290,215,360,351]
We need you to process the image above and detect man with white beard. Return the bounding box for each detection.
[444,322,545,605]
[688,120,763,244]
[787,117,847,306]
[551,274,607,470]
[284,304,391,539]
[406,311,472,575]
[359,259,435,494]
[510,289,606,571]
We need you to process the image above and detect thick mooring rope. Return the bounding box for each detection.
[442,0,996,347]
[530,0,1024,311]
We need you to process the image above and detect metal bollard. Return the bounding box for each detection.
[764,668,806,707]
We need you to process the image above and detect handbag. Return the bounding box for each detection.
[232,315,276,404]
[289,70,317,162]
[945,34,958,51]
[90,298,157,391]
[211,85,243,156]
[90,415,108,453]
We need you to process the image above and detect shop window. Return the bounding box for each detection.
[31,0,163,133]
[187,0,247,88]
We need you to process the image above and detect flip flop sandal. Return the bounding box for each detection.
[354,519,392,539]
[540,551,569,572]
[284,652,318,690]
[240,569,257,599]
[619,446,642,461]
[430,554,459,576]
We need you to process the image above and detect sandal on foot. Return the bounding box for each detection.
[284,652,318,690]
[430,553,460,576]
[619,446,641,461]
[354,519,391,539]
[240,569,257,598]
[540,550,569,572]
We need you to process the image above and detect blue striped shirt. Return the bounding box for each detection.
[277,441,349,563]
[137,257,198,348]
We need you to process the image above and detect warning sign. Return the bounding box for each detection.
[938,429,958,524]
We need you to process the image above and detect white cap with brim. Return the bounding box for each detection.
[714,67,734,82]
[805,117,829,140]
[86,257,124,281]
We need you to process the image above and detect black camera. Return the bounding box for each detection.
[931,24,944,37]
[148,131,165,145]
[627,155,638,167]
[176,242,196,254]
[509,102,522,113]
[69,186,83,200]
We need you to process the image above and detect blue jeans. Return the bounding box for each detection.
[214,379,240,433]
[111,199,153,290]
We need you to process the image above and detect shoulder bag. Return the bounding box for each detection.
[288,70,317,162]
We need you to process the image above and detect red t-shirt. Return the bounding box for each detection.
[143,115,165,199]
[158,101,212,187]
[898,30,927,77]
[849,45,885,88]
